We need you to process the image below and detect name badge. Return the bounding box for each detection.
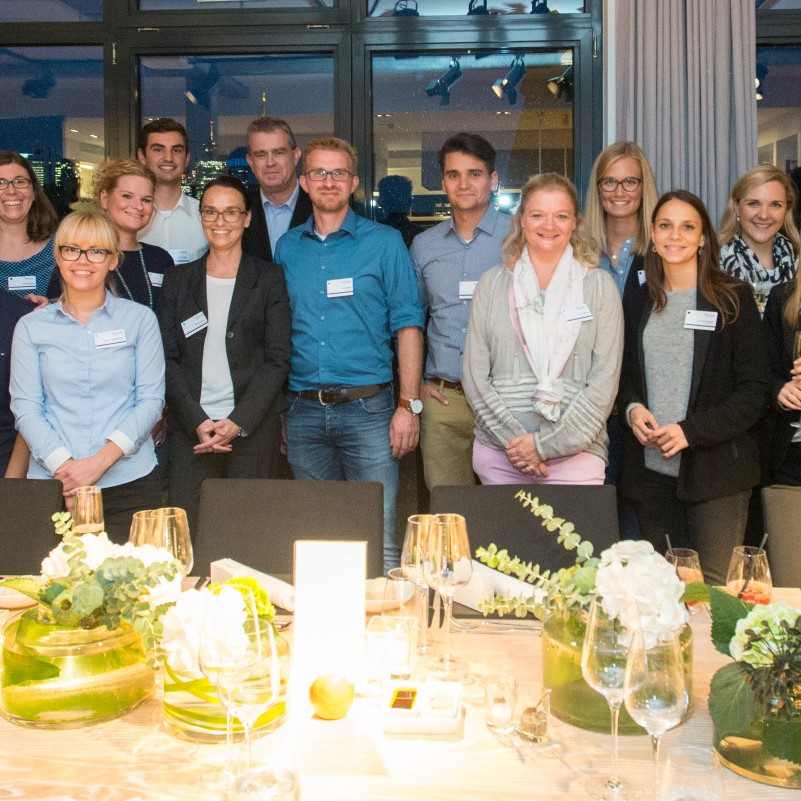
[181,311,208,338]
[458,280,477,300]
[94,329,126,349]
[562,303,593,322]
[327,278,353,298]
[168,249,190,265]
[637,270,646,286]
[8,275,36,291]
[148,272,164,287]
[684,310,718,331]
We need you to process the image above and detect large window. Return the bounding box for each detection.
[755,45,801,171]
[0,1,101,22]
[367,0,584,15]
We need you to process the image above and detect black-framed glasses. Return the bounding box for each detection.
[597,176,643,193]
[305,168,353,182]
[0,177,32,190]
[200,208,247,222]
[58,245,113,263]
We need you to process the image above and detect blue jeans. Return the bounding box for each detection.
[284,386,399,573]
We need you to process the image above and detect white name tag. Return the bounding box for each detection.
[8,275,36,291]
[458,280,477,300]
[684,310,718,331]
[168,249,190,265]
[148,272,164,287]
[562,303,593,322]
[327,278,353,298]
[181,311,208,337]
[94,329,126,349]
[637,269,646,286]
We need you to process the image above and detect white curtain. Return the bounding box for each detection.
[615,0,757,226]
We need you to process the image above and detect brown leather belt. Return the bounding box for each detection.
[429,378,464,394]
[296,383,390,405]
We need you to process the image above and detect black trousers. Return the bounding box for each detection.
[101,468,163,544]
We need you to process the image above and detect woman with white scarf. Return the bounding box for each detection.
[463,173,623,485]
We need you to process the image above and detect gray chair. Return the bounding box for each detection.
[193,479,384,579]
[0,478,64,574]
[430,484,620,571]
[762,484,801,586]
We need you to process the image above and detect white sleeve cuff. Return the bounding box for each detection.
[108,429,135,456]
[44,447,72,474]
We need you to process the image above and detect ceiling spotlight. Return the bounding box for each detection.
[393,0,419,15]
[492,56,526,105]
[425,58,462,106]
[755,62,767,101]
[468,0,489,13]
[547,65,574,101]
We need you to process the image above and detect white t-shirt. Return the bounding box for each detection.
[200,276,236,420]
[138,192,208,265]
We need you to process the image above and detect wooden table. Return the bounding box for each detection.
[1,591,798,800]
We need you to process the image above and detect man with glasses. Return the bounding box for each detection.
[410,133,509,491]
[242,116,312,263]
[137,118,207,265]
[273,137,424,572]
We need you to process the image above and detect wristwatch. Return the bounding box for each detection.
[398,397,423,415]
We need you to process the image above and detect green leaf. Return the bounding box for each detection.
[708,662,758,738]
[681,581,709,604]
[0,576,45,601]
[709,586,752,656]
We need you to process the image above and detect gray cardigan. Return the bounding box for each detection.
[462,263,623,463]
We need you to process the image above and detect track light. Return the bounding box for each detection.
[468,0,489,13]
[426,58,462,106]
[755,62,767,101]
[547,65,574,101]
[531,0,550,11]
[393,0,419,15]
[492,56,526,105]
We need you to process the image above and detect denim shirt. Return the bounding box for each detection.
[600,237,635,296]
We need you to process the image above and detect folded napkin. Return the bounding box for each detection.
[209,558,295,612]
[453,559,540,613]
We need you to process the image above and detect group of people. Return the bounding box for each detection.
[1,117,799,582]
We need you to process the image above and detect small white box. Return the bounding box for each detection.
[381,681,462,735]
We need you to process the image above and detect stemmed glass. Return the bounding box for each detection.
[72,486,105,535]
[422,513,472,676]
[401,514,434,655]
[789,330,801,442]
[137,506,194,575]
[665,548,704,615]
[624,630,688,800]
[725,545,772,604]
[581,598,639,801]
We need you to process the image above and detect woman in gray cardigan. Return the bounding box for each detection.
[463,173,623,485]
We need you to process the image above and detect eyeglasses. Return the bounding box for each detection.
[200,208,247,222]
[58,245,113,263]
[305,168,353,182]
[597,176,642,193]
[0,177,32,190]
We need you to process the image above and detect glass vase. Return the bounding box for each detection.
[542,606,693,734]
[0,608,155,728]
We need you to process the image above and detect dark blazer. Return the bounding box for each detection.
[618,281,769,503]
[157,252,291,439]
[242,183,312,263]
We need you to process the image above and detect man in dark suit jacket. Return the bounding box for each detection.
[242,116,313,262]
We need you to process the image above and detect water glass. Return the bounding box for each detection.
[484,673,517,736]
[401,514,435,655]
[725,545,772,605]
[72,486,105,535]
[366,615,417,680]
[231,767,300,800]
[382,567,417,616]
[659,746,727,801]
[665,548,704,615]
[515,681,550,744]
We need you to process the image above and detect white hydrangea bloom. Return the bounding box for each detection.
[41,531,119,578]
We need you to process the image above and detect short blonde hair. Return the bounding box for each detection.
[54,211,121,294]
[301,137,358,174]
[584,141,658,257]
[501,173,598,270]
[92,158,156,204]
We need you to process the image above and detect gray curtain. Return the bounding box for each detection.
[615,0,757,226]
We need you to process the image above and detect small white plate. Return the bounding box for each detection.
[365,578,415,614]
[0,587,37,610]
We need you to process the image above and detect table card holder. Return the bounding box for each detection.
[289,540,366,719]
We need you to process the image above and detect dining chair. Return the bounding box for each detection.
[193,478,384,578]
[0,478,64,574]
[430,484,620,571]
[762,484,801,586]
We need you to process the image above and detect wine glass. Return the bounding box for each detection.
[581,598,639,800]
[624,629,688,800]
[422,513,472,677]
[401,514,434,655]
[725,545,772,604]
[659,746,727,801]
[147,506,194,575]
[789,330,801,442]
[72,486,105,535]
[664,548,704,616]
[128,509,154,543]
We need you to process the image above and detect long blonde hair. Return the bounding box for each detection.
[583,141,658,257]
[502,173,598,270]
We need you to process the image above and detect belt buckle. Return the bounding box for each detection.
[317,390,332,406]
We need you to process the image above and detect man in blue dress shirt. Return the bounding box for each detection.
[274,137,424,572]
[410,134,510,491]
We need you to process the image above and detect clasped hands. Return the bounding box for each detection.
[777,356,801,410]
[506,433,550,478]
[195,418,240,454]
[629,406,688,460]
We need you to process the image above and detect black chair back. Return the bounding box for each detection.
[193,479,384,578]
[0,479,64,574]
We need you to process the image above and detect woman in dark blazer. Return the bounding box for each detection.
[618,190,768,584]
[157,175,291,530]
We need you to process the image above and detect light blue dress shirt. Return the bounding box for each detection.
[10,292,165,486]
[599,237,635,296]
[410,206,510,383]
[274,209,424,390]
[263,182,300,250]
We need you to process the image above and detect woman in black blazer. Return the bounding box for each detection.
[617,190,768,583]
[157,175,291,530]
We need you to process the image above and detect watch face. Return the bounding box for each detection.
[410,398,423,415]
